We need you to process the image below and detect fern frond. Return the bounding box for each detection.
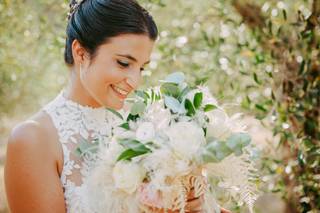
[205,148,259,212]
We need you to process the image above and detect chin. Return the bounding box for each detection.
[106,101,124,110]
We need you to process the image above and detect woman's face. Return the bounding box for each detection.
[77,34,155,110]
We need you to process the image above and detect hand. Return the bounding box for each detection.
[220,207,232,213]
[185,188,204,213]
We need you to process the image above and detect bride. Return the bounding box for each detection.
[4,0,231,212]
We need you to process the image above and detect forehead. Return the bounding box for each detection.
[96,34,155,62]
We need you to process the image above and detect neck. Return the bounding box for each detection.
[64,68,102,108]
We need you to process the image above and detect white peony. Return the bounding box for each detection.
[100,137,124,164]
[136,122,155,142]
[112,161,145,194]
[166,121,205,159]
[145,101,171,129]
[206,108,232,140]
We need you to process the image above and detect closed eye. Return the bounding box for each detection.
[117,60,129,68]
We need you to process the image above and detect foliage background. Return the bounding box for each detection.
[0,0,319,212]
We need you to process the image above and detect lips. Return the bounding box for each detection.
[111,85,129,99]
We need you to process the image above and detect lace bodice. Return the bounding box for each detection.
[42,91,120,213]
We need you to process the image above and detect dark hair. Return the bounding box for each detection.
[64,0,158,65]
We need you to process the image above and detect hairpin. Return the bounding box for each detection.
[67,0,85,20]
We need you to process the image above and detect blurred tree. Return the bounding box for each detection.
[0,0,68,117]
[231,0,319,212]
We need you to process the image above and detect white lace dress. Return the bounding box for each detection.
[43,91,120,213]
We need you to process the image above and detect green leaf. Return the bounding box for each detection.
[282,9,287,20]
[253,72,261,84]
[201,141,233,163]
[185,98,195,116]
[193,92,203,109]
[160,72,185,84]
[226,133,251,156]
[255,103,267,112]
[299,59,305,75]
[178,86,191,102]
[204,104,217,112]
[160,82,180,98]
[164,95,185,113]
[117,149,148,161]
[135,90,150,101]
[117,139,152,161]
[75,138,99,156]
[127,113,140,122]
[119,122,130,130]
[255,54,265,64]
[106,108,123,120]
[131,101,146,115]
[118,139,151,153]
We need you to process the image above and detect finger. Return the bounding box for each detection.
[185,196,204,212]
[220,207,232,213]
[187,187,203,201]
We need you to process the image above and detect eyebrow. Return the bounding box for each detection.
[116,54,150,65]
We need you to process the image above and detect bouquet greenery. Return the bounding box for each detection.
[81,72,259,213]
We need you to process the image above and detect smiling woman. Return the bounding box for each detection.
[4,0,158,212]
[68,34,155,109]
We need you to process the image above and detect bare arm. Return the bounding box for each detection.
[4,121,66,213]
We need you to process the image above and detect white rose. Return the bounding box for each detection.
[101,138,124,163]
[136,122,155,142]
[206,108,232,140]
[112,161,145,194]
[145,101,171,129]
[166,121,205,159]
[174,159,192,175]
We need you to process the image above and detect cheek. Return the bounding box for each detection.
[89,63,125,86]
[103,68,126,85]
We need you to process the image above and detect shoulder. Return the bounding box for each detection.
[9,111,54,147]
[7,110,61,164]
[5,112,66,212]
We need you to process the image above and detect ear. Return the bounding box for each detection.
[71,39,88,65]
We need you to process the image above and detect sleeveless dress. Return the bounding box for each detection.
[42,90,121,213]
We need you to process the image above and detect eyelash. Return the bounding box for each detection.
[117,60,129,68]
[117,60,145,72]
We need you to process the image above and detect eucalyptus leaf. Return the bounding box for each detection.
[178,85,191,101]
[201,140,232,163]
[135,90,150,101]
[159,72,185,85]
[160,82,180,98]
[164,95,185,113]
[75,138,99,156]
[226,133,251,156]
[131,101,146,115]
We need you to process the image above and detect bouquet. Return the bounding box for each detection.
[80,72,259,213]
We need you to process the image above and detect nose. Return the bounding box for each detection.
[126,69,141,90]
